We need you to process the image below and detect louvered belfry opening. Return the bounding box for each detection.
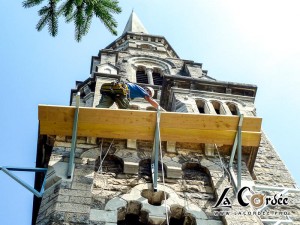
[153,68,163,85]
[136,67,148,84]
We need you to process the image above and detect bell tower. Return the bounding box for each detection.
[33,11,300,225]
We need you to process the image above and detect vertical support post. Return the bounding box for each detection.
[229,112,244,167]
[228,114,244,191]
[151,107,161,192]
[237,114,244,190]
[67,92,80,179]
[229,135,238,168]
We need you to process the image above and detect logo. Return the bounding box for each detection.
[213,186,289,209]
[213,187,232,208]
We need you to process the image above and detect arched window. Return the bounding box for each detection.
[210,101,221,114]
[226,102,239,115]
[182,163,208,180]
[136,66,148,84]
[196,99,206,114]
[152,68,163,85]
[181,162,222,223]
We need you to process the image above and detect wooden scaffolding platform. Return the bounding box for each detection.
[39,103,262,190]
[38,105,262,147]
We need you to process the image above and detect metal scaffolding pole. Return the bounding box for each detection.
[0,166,47,198]
[151,107,162,192]
[237,114,243,190]
[229,113,244,191]
[67,92,80,179]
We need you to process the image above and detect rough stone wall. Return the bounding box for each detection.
[254,133,297,187]
[253,132,300,224]
[37,137,223,225]
[36,137,96,225]
[38,134,280,225]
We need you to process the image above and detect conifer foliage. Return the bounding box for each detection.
[22,0,122,42]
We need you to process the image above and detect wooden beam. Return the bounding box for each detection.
[38,105,262,147]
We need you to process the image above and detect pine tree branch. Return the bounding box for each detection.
[23,0,45,8]
[36,12,50,31]
[23,0,122,41]
[48,0,58,36]
[38,6,50,16]
[58,0,74,18]
[74,4,85,41]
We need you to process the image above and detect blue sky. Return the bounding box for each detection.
[1,1,299,224]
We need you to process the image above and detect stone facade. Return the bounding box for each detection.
[34,12,300,225]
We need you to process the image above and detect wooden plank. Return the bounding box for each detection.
[161,113,261,132]
[39,121,261,146]
[160,128,261,146]
[39,105,156,127]
[38,105,262,131]
[39,121,155,140]
[38,105,262,147]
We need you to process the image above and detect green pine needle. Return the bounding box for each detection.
[23,0,122,41]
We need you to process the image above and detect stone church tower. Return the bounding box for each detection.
[33,12,300,225]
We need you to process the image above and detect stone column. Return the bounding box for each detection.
[145,68,154,85]
[221,103,232,115]
[205,102,217,114]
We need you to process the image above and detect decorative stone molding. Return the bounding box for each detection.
[103,183,207,225]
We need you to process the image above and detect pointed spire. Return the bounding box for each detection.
[122,10,148,34]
